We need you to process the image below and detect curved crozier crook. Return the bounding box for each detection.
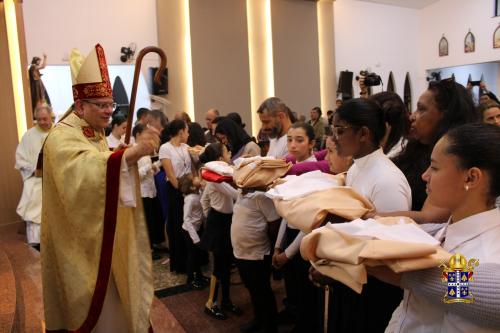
[124,46,167,144]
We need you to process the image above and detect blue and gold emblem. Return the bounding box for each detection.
[439,253,479,304]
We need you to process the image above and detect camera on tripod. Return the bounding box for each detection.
[355,71,382,87]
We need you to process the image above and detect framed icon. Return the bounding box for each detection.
[494,24,500,48]
[439,35,448,56]
[464,30,475,53]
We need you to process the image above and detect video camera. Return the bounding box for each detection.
[426,71,441,82]
[355,70,382,87]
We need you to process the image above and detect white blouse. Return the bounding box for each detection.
[346,148,412,213]
[387,208,500,333]
[159,142,192,179]
[182,193,204,244]
[200,181,239,216]
[137,155,157,198]
[106,134,122,149]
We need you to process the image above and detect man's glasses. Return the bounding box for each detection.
[83,100,118,111]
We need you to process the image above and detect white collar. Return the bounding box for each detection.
[443,208,500,252]
[353,148,384,169]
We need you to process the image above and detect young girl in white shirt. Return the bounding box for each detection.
[106,115,126,149]
[383,123,500,333]
[312,98,412,332]
[198,143,242,320]
[272,122,321,332]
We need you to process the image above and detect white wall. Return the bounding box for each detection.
[23,0,159,116]
[419,0,500,72]
[419,0,500,96]
[24,0,158,66]
[334,0,420,105]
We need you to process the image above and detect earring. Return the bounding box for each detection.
[464,185,469,191]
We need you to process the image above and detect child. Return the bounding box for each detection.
[199,143,242,320]
[178,174,209,289]
[133,124,165,257]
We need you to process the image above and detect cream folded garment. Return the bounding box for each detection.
[269,173,374,233]
[300,216,450,293]
[233,157,291,188]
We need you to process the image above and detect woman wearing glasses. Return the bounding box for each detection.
[315,98,412,333]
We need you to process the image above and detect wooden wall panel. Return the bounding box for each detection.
[0,2,25,226]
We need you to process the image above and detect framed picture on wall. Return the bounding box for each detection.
[494,24,500,48]
[496,0,500,17]
[464,30,475,53]
[439,35,449,56]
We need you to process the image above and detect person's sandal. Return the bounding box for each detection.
[204,304,227,320]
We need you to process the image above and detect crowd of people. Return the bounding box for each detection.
[15,43,500,333]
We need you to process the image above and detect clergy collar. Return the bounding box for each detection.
[353,148,384,169]
[443,208,500,252]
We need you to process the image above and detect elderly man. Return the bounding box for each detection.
[204,108,219,143]
[257,97,292,158]
[15,104,53,249]
[41,44,159,333]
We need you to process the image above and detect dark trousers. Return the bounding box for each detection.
[182,230,206,281]
[237,256,277,331]
[212,247,233,303]
[282,255,321,332]
[142,196,165,245]
[165,182,187,273]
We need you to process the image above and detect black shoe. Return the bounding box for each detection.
[204,305,227,320]
[151,251,162,260]
[240,319,262,333]
[195,273,210,284]
[221,302,243,316]
[188,279,206,290]
[152,244,169,253]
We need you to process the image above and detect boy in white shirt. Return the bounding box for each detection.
[179,175,209,289]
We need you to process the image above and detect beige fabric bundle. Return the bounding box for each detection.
[300,216,450,293]
[233,158,291,188]
[273,183,374,233]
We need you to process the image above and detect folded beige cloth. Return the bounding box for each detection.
[233,158,291,188]
[300,216,451,293]
[273,184,374,233]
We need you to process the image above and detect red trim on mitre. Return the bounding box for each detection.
[46,149,124,333]
[72,44,112,101]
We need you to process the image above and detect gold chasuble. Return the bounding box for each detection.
[40,44,153,333]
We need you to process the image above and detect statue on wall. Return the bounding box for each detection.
[28,54,51,116]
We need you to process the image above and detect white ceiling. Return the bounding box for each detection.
[355,0,439,9]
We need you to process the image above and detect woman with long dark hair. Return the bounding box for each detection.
[380,79,479,223]
[214,118,260,160]
[159,120,191,273]
[370,91,410,157]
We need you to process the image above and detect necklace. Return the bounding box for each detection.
[171,143,188,169]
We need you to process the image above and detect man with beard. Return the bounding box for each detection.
[257,97,292,158]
